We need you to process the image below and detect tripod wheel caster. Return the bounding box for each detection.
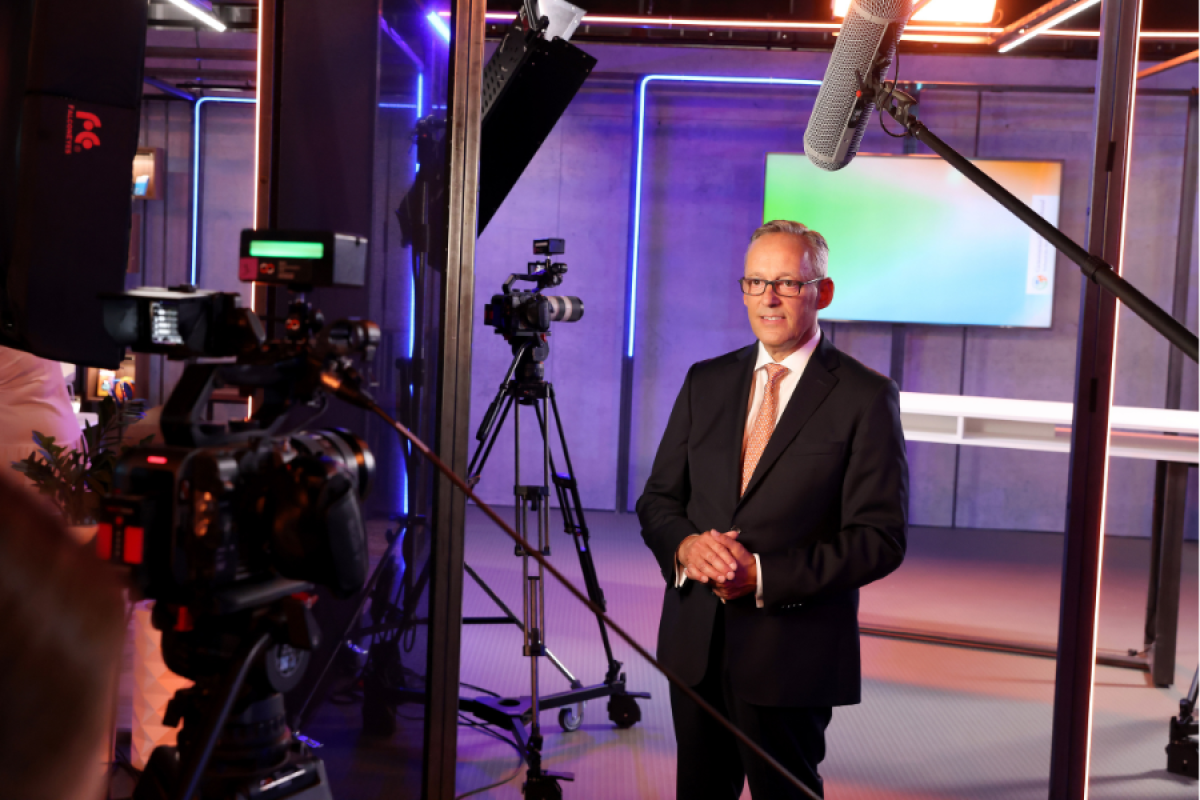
[607,694,641,729]
[558,702,584,732]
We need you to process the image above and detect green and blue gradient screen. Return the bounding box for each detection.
[763,154,1062,328]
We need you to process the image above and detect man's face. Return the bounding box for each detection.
[742,232,833,359]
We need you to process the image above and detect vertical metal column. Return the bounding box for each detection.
[1165,93,1198,412]
[424,0,486,796]
[616,356,634,512]
[615,78,642,514]
[1142,91,1199,689]
[1049,0,1143,797]
[1146,461,1188,686]
[251,0,279,319]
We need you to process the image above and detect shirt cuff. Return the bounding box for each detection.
[753,553,764,609]
[674,536,695,588]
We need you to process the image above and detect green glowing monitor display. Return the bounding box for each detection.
[763,154,1062,328]
[248,240,325,259]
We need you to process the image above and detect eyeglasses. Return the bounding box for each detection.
[738,276,824,297]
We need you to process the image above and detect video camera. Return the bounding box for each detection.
[94,230,377,800]
[484,238,584,360]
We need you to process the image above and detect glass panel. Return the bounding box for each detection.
[283,3,453,798]
[107,4,459,799]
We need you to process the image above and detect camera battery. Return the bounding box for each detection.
[96,495,152,566]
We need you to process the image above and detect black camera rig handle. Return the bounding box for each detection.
[159,318,379,448]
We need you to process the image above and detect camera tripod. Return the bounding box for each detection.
[455,338,648,798]
[133,591,334,800]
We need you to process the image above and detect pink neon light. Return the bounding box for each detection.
[1043,29,1199,38]
[435,10,1004,35]
[441,10,1197,41]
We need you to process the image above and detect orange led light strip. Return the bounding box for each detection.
[835,0,997,23]
[1043,29,1199,38]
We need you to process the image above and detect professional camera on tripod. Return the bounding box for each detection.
[95,230,378,800]
[467,238,647,798]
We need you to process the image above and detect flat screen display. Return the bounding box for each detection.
[763,153,1062,328]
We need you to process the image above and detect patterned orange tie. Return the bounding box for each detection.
[742,363,790,496]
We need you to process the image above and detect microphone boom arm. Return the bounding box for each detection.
[874,79,1198,363]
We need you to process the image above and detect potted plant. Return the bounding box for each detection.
[11,394,150,529]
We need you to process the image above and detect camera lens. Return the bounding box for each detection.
[289,429,375,499]
[542,295,584,323]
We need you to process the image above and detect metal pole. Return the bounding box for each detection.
[1049,0,1144,796]
[1165,92,1198,412]
[251,0,279,323]
[1141,91,1199,689]
[906,121,1197,361]
[424,0,486,795]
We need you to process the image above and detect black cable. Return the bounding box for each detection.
[172,634,273,800]
[878,45,908,139]
[454,715,525,800]
[318,376,823,800]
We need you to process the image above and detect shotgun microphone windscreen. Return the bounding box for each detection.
[804,0,912,172]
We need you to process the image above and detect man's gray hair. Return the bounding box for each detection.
[748,220,830,278]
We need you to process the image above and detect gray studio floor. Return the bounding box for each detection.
[448,506,1197,800]
[110,508,1196,799]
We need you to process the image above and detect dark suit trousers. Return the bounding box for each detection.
[670,610,832,800]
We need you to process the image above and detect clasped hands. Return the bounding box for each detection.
[678,529,757,601]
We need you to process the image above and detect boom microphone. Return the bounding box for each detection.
[804,0,912,171]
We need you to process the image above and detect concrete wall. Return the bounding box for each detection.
[473,44,1199,539]
[148,42,1197,537]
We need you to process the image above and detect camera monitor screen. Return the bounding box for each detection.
[763,153,1062,328]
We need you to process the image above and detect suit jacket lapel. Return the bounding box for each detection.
[717,344,759,510]
[737,335,840,508]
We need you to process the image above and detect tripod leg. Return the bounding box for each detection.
[171,634,272,800]
[468,342,531,480]
[468,393,515,482]
[289,526,408,731]
[539,391,622,680]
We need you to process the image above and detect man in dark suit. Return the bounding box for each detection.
[637,220,908,799]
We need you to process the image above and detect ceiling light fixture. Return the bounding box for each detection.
[833,0,997,24]
[426,10,451,43]
[993,0,1101,53]
[164,0,226,32]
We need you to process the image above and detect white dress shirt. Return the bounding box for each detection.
[676,328,823,608]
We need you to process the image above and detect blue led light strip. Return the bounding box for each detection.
[624,75,822,359]
[426,11,451,43]
[189,97,422,286]
[191,97,256,285]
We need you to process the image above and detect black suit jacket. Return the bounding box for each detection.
[636,335,908,708]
